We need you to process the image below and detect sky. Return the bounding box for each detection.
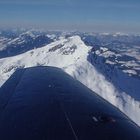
[0,0,140,33]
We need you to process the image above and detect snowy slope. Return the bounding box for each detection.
[0,36,89,85]
[0,34,140,127]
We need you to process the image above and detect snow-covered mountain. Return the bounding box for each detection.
[0,29,140,126]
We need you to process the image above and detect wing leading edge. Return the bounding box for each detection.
[0,66,140,140]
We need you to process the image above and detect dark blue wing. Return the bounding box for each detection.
[0,66,140,140]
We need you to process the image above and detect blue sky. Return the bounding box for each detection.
[0,0,140,33]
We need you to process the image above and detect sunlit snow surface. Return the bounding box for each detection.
[0,30,140,126]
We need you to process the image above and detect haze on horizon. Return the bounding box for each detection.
[0,0,140,33]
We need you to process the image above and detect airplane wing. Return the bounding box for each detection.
[0,66,140,140]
